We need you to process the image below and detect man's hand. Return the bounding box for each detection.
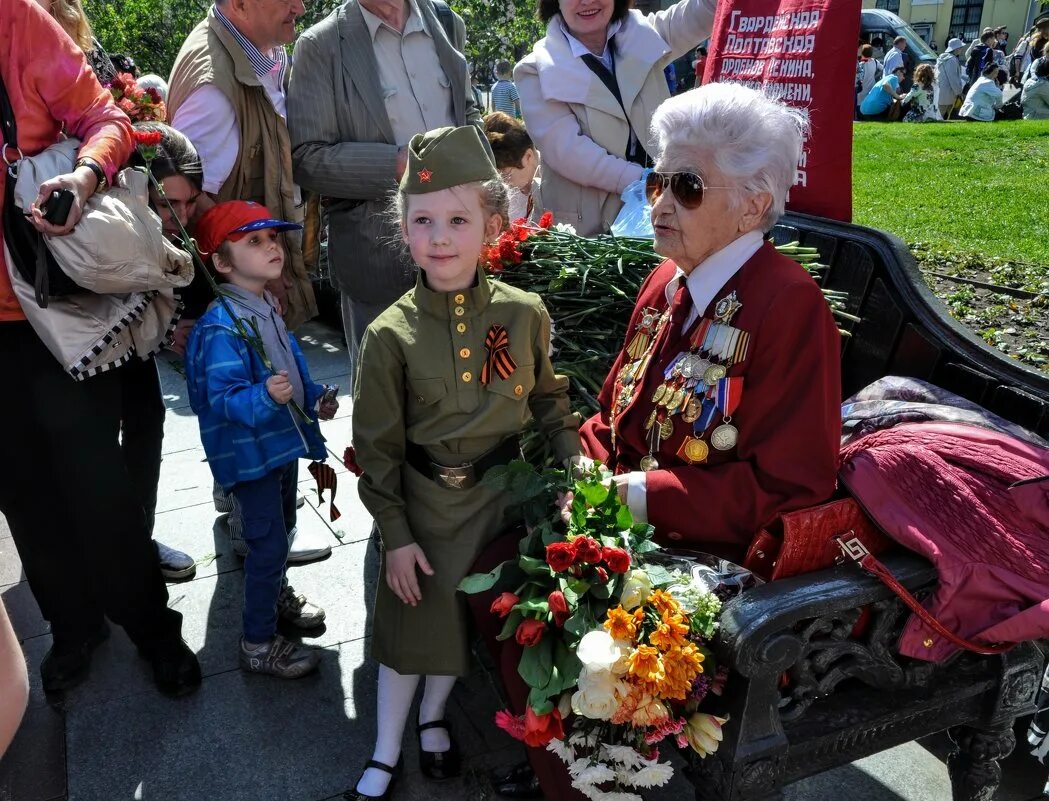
[29,166,97,237]
[395,146,409,182]
[385,543,435,606]
[168,318,197,356]
[318,396,339,421]
[266,370,293,405]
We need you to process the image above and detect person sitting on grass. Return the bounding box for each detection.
[902,63,942,122]
[1021,57,1049,119]
[960,62,1005,121]
[184,201,339,680]
[859,65,907,120]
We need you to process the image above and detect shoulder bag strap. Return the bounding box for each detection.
[835,536,1012,655]
[579,48,651,167]
[428,0,456,45]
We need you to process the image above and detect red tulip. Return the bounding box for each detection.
[602,546,631,574]
[523,707,564,747]
[548,590,570,627]
[490,592,519,619]
[515,618,546,647]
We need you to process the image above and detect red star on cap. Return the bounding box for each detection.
[418,168,433,183]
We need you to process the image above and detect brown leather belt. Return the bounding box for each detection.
[404,437,521,490]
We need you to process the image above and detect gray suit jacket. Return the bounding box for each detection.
[288,0,482,306]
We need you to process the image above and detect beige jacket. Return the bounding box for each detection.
[168,9,317,330]
[9,166,192,380]
[515,0,716,237]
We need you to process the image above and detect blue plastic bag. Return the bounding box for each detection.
[610,169,654,239]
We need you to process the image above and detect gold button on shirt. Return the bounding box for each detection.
[461,371,473,383]
[459,348,471,359]
[454,306,465,317]
[454,294,466,304]
[456,323,467,334]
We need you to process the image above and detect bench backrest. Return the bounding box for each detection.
[771,212,1049,439]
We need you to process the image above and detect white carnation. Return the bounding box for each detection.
[553,222,577,234]
[547,737,575,764]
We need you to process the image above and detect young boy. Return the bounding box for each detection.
[490,59,522,118]
[185,201,338,679]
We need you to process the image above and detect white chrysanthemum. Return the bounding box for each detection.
[600,744,646,770]
[547,737,575,764]
[568,761,616,785]
[553,222,577,234]
[630,761,675,788]
[576,786,643,801]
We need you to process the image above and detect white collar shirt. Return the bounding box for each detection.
[560,17,623,71]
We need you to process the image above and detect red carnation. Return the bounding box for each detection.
[515,617,546,647]
[342,446,364,477]
[545,541,577,573]
[498,236,522,264]
[495,709,526,741]
[490,592,519,619]
[548,590,570,627]
[523,706,564,748]
[602,546,631,574]
[132,130,163,147]
[145,87,162,103]
[538,211,554,229]
[575,537,602,564]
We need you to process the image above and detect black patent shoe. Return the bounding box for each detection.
[417,719,461,780]
[41,622,111,693]
[344,759,400,801]
[492,760,542,799]
[138,636,202,698]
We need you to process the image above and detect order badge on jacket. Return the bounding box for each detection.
[702,0,861,222]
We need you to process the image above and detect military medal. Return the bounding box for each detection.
[703,364,727,386]
[626,308,660,360]
[710,424,738,451]
[714,290,743,323]
[677,436,709,464]
[659,416,674,440]
[681,395,702,423]
[640,454,659,472]
[711,376,743,451]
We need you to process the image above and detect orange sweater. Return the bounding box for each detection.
[0,0,132,321]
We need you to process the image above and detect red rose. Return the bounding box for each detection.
[545,541,577,573]
[490,592,519,619]
[602,546,631,574]
[538,211,554,229]
[595,567,609,583]
[548,590,570,627]
[575,537,602,564]
[515,618,546,647]
[342,446,364,477]
[523,707,564,748]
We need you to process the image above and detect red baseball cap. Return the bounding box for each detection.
[194,201,302,259]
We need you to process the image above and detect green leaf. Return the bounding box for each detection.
[616,504,634,529]
[578,481,609,507]
[519,555,553,578]
[518,636,554,690]
[590,582,611,600]
[644,564,676,588]
[527,688,555,716]
[513,597,551,614]
[497,610,523,642]
[457,560,511,594]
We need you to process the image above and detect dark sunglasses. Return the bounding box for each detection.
[644,170,732,209]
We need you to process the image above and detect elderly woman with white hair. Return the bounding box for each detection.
[580,82,842,556]
[475,83,843,801]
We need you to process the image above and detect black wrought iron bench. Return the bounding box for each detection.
[686,212,1049,801]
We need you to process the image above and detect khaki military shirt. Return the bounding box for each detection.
[359,0,456,146]
[353,268,582,550]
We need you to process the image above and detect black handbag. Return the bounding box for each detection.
[0,66,84,306]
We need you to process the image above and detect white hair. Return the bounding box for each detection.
[650,83,809,230]
[137,74,169,103]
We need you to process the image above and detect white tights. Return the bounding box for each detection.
[355,665,457,796]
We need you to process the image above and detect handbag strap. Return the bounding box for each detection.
[835,536,1012,656]
[0,64,18,153]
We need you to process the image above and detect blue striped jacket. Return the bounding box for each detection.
[185,304,327,490]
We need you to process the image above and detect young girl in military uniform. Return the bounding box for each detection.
[348,126,582,801]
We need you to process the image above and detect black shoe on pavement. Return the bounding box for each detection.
[492,761,542,799]
[40,622,111,693]
[345,759,400,801]
[417,719,461,780]
[138,637,202,697]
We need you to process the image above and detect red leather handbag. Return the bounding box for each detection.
[743,498,892,581]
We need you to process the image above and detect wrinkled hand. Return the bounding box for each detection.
[29,166,97,237]
[602,474,629,503]
[266,370,293,405]
[318,397,339,421]
[566,454,596,478]
[168,318,196,356]
[556,490,574,526]
[385,543,434,606]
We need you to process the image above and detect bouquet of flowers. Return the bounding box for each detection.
[107,72,166,123]
[459,461,728,800]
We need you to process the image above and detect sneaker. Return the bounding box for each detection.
[40,622,110,693]
[138,636,202,697]
[239,634,320,679]
[287,524,332,564]
[277,584,326,630]
[156,541,196,581]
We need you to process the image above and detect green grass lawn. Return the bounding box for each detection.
[853,121,1049,265]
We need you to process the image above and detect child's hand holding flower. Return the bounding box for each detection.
[266,371,293,405]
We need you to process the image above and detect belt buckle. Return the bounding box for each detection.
[432,462,475,490]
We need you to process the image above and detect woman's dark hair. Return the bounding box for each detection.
[484,112,534,169]
[538,0,632,26]
[128,122,203,191]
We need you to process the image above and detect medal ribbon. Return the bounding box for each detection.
[694,398,718,434]
[715,376,744,416]
[481,324,517,384]
[307,461,341,522]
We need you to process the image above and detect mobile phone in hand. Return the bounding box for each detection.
[41,189,75,226]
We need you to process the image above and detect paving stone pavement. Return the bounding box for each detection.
[0,321,1045,801]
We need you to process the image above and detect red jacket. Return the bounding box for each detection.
[840,422,1049,661]
[580,242,842,558]
[0,0,132,321]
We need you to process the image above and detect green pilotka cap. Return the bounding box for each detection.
[399,126,499,194]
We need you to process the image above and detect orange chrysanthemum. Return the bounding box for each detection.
[649,613,690,651]
[604,605,637,642]
[627,644,665,693]
[648,590,680,617]
[658,644,706,700]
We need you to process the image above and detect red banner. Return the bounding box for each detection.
[702,0,860,222]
